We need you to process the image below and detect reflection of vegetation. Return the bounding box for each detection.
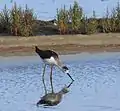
[1,1,120,36]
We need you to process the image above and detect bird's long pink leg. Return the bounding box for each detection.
[42,64,47,94]
[50,65,54,93]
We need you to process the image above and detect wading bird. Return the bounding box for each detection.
[35,46,74,94]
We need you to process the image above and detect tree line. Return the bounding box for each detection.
[0,1,120,37]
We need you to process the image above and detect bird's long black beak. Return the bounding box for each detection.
[67,73,74,81]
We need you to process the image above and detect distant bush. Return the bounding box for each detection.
[10,3,37,36]
[80,15,88,34]
[0,4,11,33]
[0,2,37,37]
[56,1,99,34]
[56,1,83,34]
[56,1,120,35]
[83,11,98,34]
[56,5,69,34]
[100,2,120,33]
[70,1,83,33]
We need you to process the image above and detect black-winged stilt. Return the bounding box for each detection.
[35,46,74,93]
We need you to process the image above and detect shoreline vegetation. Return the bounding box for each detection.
[0,1,120,56]
[1,1,120,36]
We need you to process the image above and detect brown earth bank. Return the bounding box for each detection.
[0,33,120,56]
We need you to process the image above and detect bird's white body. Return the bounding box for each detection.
[43,57,58,65]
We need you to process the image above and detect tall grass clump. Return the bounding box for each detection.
[80,15,88,34]
[101,7,111,33]
[115,2,120,32]
[10,3,37,36]
[10,3,21,36]
[0,3,37,37]
[101,2,120,33]
[56,1,83,34]
[56,5,69,34]
[0,4,11,33]
[70,1,83,33]
[86,10,98,34]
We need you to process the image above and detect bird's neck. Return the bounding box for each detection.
[56,60,64,69]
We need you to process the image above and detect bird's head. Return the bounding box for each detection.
[35,46,41,55]
[62,66,69,74]
[62,66,74,81]
[35,46,38,52]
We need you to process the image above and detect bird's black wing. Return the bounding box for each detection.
[48,50,58,58]
[35,46,59,60]
[40,50,58,59]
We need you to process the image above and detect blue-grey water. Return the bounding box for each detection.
[0,52,120,111]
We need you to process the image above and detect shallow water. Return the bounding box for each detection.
[0,52,120,111]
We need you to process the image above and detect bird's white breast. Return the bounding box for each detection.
[43,57,57,65]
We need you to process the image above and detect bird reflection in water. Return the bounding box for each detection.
[36,81,74,107]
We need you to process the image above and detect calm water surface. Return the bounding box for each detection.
[0,52,120,111]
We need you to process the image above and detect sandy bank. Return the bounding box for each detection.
[0,33,120,56]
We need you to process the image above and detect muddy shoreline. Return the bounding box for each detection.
[0,33,120,56]
[0,44,120,56]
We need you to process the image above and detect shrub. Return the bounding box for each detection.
[10,3,37,36]
[86,10,98,34]
[71,1,83,33]
[0,4,11,33]
[56,1,83,34]
[56,5,69,34]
